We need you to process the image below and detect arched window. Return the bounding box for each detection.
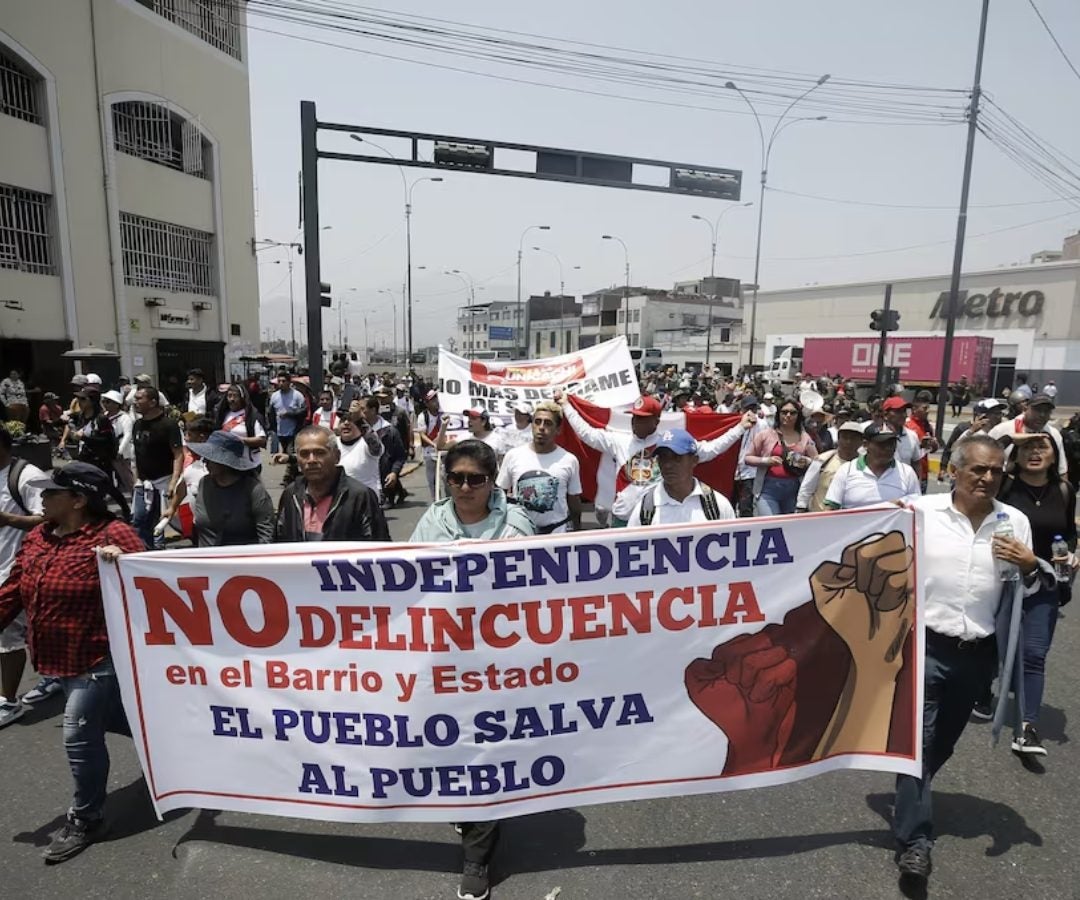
[112,100,211,178]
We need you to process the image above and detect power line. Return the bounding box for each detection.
[767,185,1077,210]
[1026,0,1080,84]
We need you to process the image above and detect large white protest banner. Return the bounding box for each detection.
[437,338,639,416]
[101,506,921,824]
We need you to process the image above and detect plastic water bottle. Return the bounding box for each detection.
[1052,534,1071,583]
[994,513,1020,582]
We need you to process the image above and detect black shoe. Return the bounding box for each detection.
[458,860,490,900]
[897,845,932,882]
[1012,724,1048,756]
[971,700,993,720]
[42,815,106,863]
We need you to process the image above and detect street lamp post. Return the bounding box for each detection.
[255,240,302,356]
[517,224,550,357]
[691,201,752,366]
[349,134,442,366]
[601,234,631,341]
[377,288,399,365]
[531,246,565,296]
[725,76,829,369]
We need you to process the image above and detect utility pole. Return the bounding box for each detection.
[875,283,893,396]
[935,0,990,443]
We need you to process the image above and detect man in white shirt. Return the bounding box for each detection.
[987,393,1067,477]
[626,428,735,527]
[760,392,777,428]
[100,390,135,496]
[336,413,384,499]
[893,433,1041,886]
[824,424,921,510]
[184,368,219,417]
[733,396,768,517]
[797,420,865,513]
[498,402,534,453]
[0,424,46,728]
[497,402,582,534]
[1042,380,1057,400]
[881,397,925,469]
[415,390,443,498]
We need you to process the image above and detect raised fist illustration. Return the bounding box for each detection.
[809,531,913,677]
[685,632,797,777]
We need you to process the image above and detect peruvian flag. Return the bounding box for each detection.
[556,395,744,503]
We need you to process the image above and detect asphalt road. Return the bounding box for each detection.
[2,460,1078,900]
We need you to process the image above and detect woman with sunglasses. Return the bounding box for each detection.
[996,433,1077,757]
[409,439,534,899]
[744,400,818,516]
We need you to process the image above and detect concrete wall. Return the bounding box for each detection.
[0,0,258,379]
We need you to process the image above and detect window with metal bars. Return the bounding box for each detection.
[119,212,215,295]
[0,184,54,275]
[135,0,243,61]
[113,101,210,178]
[0,49,42,124]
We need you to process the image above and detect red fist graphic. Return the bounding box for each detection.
[685,631,797,776]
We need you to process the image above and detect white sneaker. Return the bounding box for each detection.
[20,676,62,705]
[0,700,26,729]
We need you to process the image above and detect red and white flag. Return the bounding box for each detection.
[556,395,744,502]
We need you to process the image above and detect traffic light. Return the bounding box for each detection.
[320,281,332,308]
[870,308,901,331]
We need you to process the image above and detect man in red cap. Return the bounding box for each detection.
[881,396,926,473]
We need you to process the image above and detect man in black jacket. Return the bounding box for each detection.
[274,426,390,542]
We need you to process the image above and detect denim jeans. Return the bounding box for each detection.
[756,476,800,517]
[131,483,163,550]
[1021,585,1060,726]
[59,657,131,823]
[425,457,438,498]
[894,631,996,850]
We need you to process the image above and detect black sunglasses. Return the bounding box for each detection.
[446,472,491,488]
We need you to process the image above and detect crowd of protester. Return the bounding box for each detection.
[0,358,1077,898]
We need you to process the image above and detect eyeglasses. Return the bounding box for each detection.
[446,472,491,488]
[965,465,1005,478]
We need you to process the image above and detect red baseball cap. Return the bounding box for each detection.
[630,395,662,417]
[465,408,487,418]
[882,396,911,411]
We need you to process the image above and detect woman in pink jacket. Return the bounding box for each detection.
[744,398,818,516]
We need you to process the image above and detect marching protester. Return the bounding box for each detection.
[362,396,408,507]
[187,431,275,547]
[439,408,505,457]
[311,390,340,431]
[894,434,1044,886]
[995,433,1077,757]
[733,395,768,517]
[268,371,308,457]
[274,426,390,543]
[71,390,118,478]
[100,390,135,497]
[415,389,443,497]
[905,391,940,493]
[216,382,268,470]
[336,411,385,499]
[760,391,777,428]
[497,401,582,534]
[0,462,143,862]
[0,424,45,728]
[182,368,220,418]
[823,424,921,510]
[410,438,536,900]
[39,391,65,447]
[881,397,926,471]
[498,401,535,452]
[744,398,818,516]
[796,420,865,513]
[385,387,415,466]
[988,392,1068,476]
[159,416,213,542]
[131,384,184,550]
[625,428,735,526]
[938,398,1005,481]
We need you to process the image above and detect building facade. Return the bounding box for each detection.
[526,292,580,358]
[755,237,1080,397]
[1,0,258,404]
[455,300,518,357]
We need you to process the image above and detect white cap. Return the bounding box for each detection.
[838,420,866,435]
[513,401,534,415]
[85,373,102,385]
[763,392,774,400]
[101,390,124,405]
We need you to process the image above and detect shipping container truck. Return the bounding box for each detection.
[800,335,993,389]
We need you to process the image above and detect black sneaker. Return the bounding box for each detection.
[971,700,993,720]
[42,815,106,863]
[897,845,932,882]
[458,860,490,900]
[1012,724,1048,756]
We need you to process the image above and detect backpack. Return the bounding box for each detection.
[639,482,722,525]
[6,458,31,515]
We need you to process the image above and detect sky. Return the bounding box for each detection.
[246,0,1080,352]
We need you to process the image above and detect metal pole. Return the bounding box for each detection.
[935,0,990,444]
[875,283,893,395]
[287,256,297,357]
[406,203,413,365]
[748,177,766,370]
[516,247,523,356]
[300,100,325,393]
[705,229,717,367]
[623,257,630,340]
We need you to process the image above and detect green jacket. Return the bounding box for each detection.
[409,488,535,542]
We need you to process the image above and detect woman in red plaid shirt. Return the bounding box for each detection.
[0,462,143,864]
